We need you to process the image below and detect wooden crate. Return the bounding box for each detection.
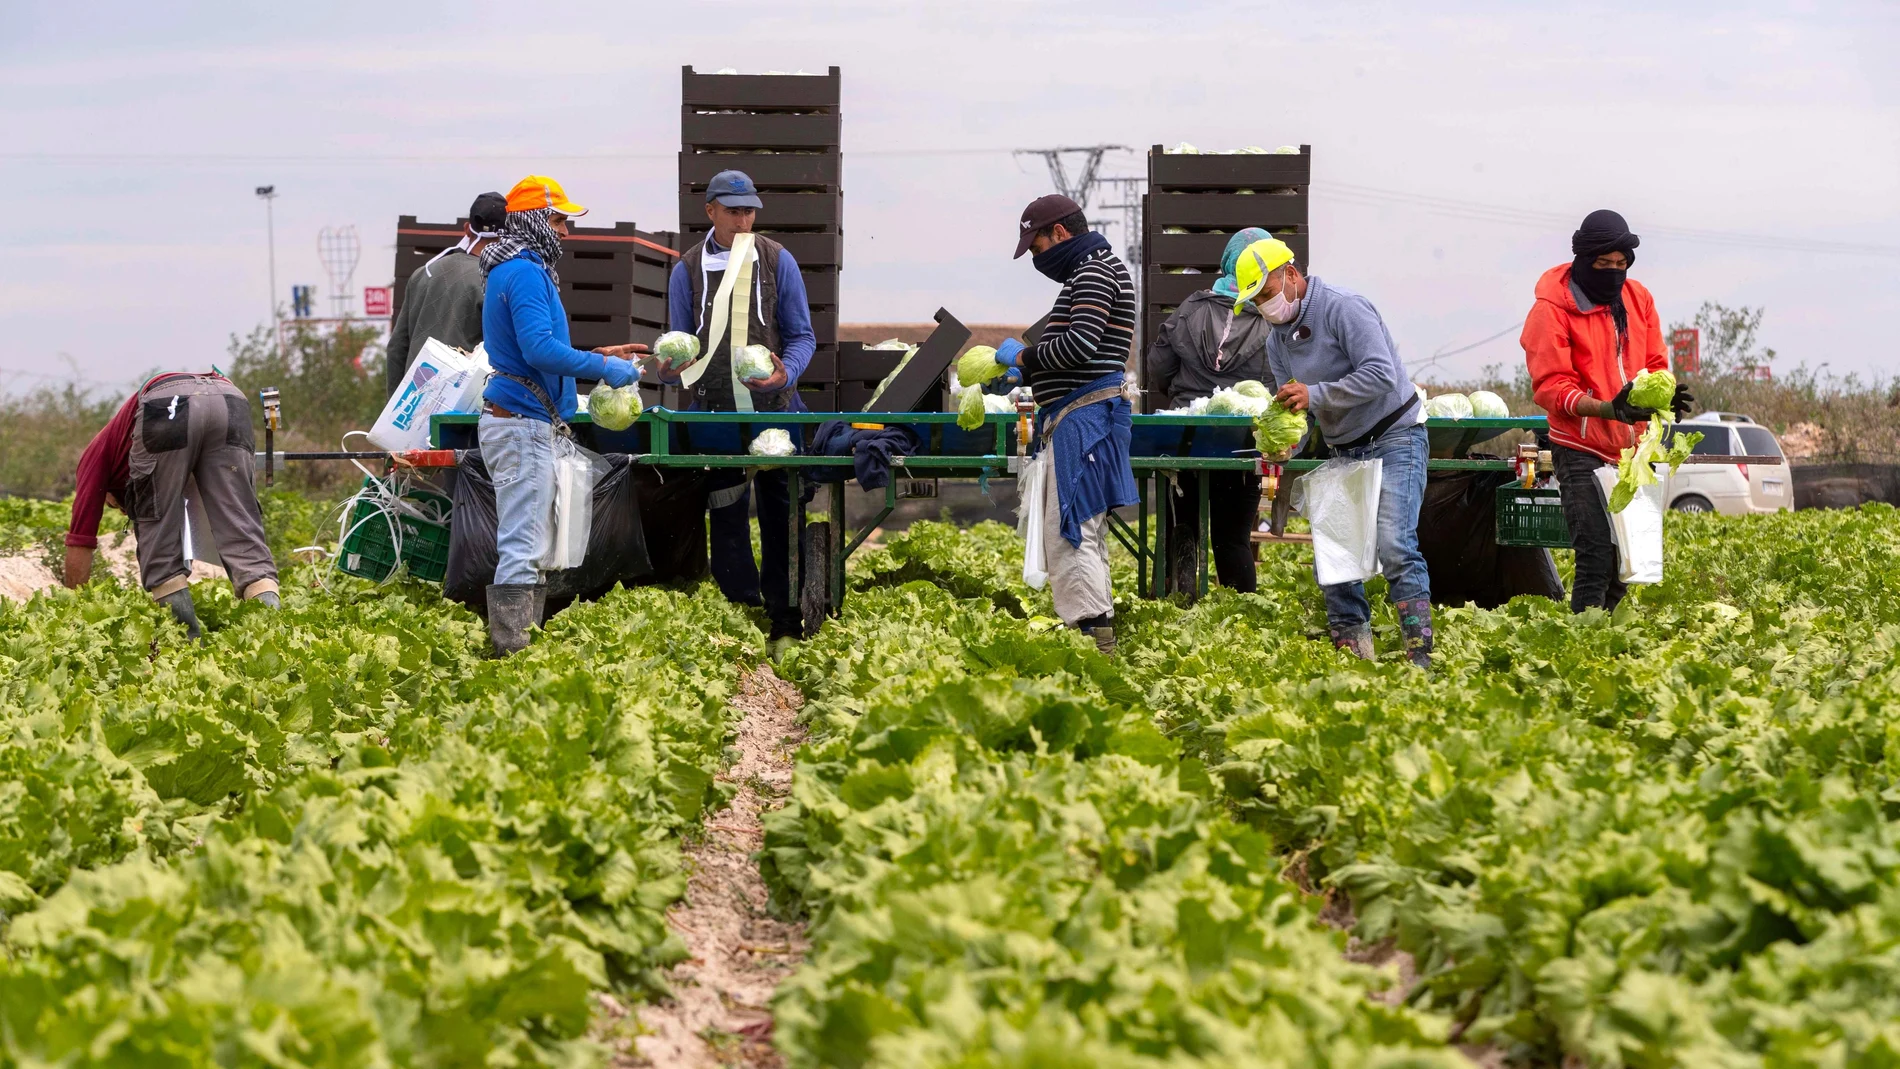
[682,66,840,111]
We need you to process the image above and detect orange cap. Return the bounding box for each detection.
[503,175,587,217]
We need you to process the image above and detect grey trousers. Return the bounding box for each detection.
[126,376,278,599]
[1042,466,1114,625]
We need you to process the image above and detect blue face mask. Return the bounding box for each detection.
[1030,230,1110,283]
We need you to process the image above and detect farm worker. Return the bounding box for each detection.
[1522,209,1692,614]
[1146,226,1274,593]
[990,194,1139,656]
[385,190,507,399]
[478,175,644,656]
[62,372,281,639]
[658,169,818,650]
[1236,238,1434,668]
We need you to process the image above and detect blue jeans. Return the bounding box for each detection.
[1320,422,1430,628]
[479,414,556,586]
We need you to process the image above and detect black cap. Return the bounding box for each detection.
[1015,193,1082,259]
[469,192,507,235]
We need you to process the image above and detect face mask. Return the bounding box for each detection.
[1258,270,1300,324]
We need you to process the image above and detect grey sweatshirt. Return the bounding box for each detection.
[386,250,486,378]
[1261,276,1417,446]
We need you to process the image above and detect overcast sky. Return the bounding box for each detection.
[3,0,1895,398]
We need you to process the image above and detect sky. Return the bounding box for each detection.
[3,0,1896,399]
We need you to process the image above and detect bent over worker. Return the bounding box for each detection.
[478,175,642,656]
[1146,226,1274,593]
[1522,209,1691,613]
[659,169,817,647]
[993,194,1138,655]
[64,371,280,639]
[1236,238,1434,668]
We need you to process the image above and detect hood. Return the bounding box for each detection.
[1534,263,1586,314]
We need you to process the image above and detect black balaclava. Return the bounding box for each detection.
[480,208,567,284]
[1570,209,1640,334]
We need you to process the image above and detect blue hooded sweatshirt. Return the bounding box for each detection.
[480,250,611,422]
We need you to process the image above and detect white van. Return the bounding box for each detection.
[1663,413,1792,515]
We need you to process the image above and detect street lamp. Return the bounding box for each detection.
[255,185,278,354]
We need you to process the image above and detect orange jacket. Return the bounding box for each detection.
[1520,264,1668,464]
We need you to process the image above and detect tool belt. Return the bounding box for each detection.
[1321,392,1419,452]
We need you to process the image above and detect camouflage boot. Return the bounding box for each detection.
[1330,624,1374,661]
[1397,598,1434,669]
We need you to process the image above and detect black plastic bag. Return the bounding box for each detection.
[1419,468,1565,609]
[446,450,663,616]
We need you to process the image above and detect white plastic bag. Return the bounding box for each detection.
[1595,467,1664,584]
[1294,457,1384,586]
[1016,451,1050,590]
[537,438,610,572]
[369,338,487,452]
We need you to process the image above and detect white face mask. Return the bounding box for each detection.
[1258,269,1300,324]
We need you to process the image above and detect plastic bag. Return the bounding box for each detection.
[370,338,487,452]
[1595,467,1663,584]
[1294,457,1384,586]
[538,438,611,572]
[1016,451,1050,590]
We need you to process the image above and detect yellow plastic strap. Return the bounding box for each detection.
[681,233,758,414]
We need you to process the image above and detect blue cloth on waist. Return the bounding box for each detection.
[1034,371,1137,548]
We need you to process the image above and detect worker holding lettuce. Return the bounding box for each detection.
[1146,226,1275,593]
[1235,238,1434,668]
[477,175,643,656]
[1521,210,1693,613]
[988,194,1139,656]
[657,169,818,648]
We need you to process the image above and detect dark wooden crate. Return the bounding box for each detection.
[1144,271,1221,307]
[679,151,842,191]
[798,384,838,412]
[840,344,905,381]
[1145,229,1309,269]
[680,228,842,267]
[630,291,667,326]
[801,347,837,383]
[1147,145,1311,191]
[800,268,838,306]
[682,111,840,150]
[1147,192,1308,229]
[682,65,840,110]
[676,190,840,229]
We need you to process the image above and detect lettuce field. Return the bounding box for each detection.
[2,500,1898,1068]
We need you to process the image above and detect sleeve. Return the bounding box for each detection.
[386,289,414,372]
[667,261,694,333]
[66,394,138,549]
[504,269,609,380]
[1304,298,1404,415]
[1025,264,1114,372]
[1145,306,1186,397]
[1640,289,1669,373]
[1522,299,1588,417]
[773,249,816,383]
[1265,336,1291,395]
[458,271,486,349]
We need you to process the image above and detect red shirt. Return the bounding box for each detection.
[66,372,215,548]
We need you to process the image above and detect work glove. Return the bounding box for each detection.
[1671,383,1696,419]
[600,357,639,388]
[994,338,1026,368]
[1608,382,1646,423]
[1002,366,1023,387]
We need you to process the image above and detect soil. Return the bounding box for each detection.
[606,664,809,1069]
[0,532,219,603]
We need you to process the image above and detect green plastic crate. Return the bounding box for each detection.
[1495,486,1571,548]
[338,478,454,583]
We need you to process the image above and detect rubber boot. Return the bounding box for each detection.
[1088,625,1117,657]
[157,589,203,641]
[486,584,537,657]
[1330,623,1374,661]
[531,586,548,627]
[1397,598,1434,669]
[253,591,281,609]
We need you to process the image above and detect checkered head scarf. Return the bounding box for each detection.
[480,207,566,284]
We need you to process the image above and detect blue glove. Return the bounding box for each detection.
[995,338,1026,368]
[600,357,639,388]
[1003,366,1023,387]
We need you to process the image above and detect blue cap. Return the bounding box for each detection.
[705,170,763,209]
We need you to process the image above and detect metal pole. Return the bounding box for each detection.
[255,185,279,355]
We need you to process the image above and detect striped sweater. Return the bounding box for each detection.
[1022,246,1137,407]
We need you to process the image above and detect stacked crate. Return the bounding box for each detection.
[679,66,843,411]
[1139,145,1310,411]
[391,217,680,405]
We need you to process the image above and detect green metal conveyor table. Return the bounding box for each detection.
[431,410,1548,619]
